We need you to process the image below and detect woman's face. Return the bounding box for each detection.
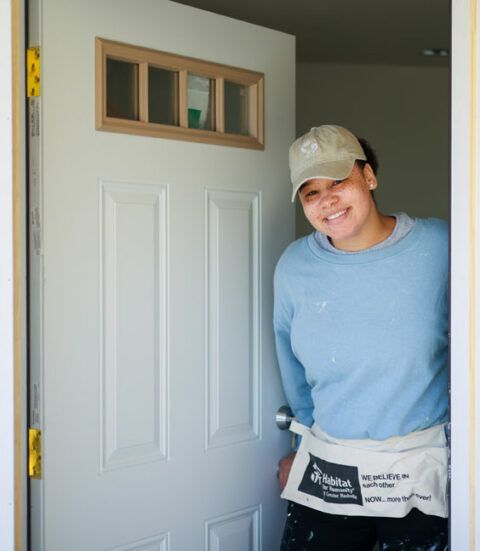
[298,163,379,250]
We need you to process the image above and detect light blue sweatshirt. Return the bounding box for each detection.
[273,217,448,440]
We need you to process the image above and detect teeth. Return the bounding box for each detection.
[326,209,347,221]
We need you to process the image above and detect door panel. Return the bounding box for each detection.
[101,180,168,471]
[29,1,295,549]
[206,190,260,449]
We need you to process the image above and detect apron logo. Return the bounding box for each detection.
[298,453,363,505]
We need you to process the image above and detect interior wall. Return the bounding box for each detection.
[295,62,449,237]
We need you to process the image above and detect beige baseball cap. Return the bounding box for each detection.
[289,125,366,201]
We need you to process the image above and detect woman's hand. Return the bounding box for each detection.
[278,451,296,490]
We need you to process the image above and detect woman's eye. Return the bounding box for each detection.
[305,189,318,197]
[332,179,343,187]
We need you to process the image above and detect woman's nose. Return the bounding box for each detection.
[320,189,339,209]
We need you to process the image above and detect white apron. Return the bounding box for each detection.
[281,421,448,518]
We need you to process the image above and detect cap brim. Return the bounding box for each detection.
[291,159,356,202]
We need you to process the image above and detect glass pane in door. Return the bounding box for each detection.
[187,74,215,131]
[148,66,179,125]
[106,58,139,120]
[224,81,250,136]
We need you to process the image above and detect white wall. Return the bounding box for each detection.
[295,62,449,237]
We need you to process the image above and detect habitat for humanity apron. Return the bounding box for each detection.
[281,421,448,518]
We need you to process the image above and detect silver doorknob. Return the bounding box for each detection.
[276,405,294,430]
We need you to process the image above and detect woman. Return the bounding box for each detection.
[274,125,448,550]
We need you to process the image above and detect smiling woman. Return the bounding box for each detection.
[297,163,395,252]
[292,127,395,252]
[274,125,449,550]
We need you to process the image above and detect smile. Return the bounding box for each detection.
[324,208,349,223]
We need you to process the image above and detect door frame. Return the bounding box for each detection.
[1,0,26,550]
[1,1,479,549]
[0,0,16,547]
[450,0,480,549]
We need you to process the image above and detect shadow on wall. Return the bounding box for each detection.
[295,62,449,238]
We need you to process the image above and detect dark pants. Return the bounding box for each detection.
[280,502,448,550]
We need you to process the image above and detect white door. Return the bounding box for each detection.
[28,1,295,549]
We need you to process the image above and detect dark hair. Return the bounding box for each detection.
[355,137,379,206]
[356,137,379,174]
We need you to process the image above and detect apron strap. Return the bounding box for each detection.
[289,420,309,437]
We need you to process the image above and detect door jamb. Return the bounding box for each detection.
[1,0,27,550]
[0,0,17,544]
[450,0,480,549]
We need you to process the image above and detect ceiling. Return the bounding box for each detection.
[173,0,450,67]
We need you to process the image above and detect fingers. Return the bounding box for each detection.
[277,452,296,490]
[278,470,288,490]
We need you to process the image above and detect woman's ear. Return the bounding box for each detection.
[363,163,378,191]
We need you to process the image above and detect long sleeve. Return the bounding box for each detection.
[274,268,314,428]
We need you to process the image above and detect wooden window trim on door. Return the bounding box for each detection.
[95,38,265,150]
